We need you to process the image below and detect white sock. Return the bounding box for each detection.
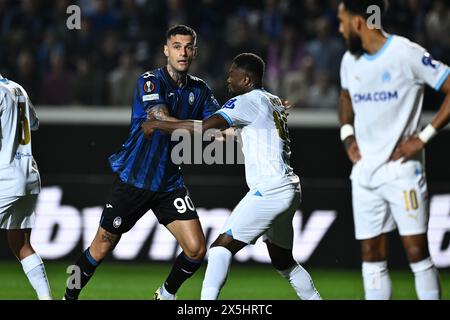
[21,253,52,300]
[201,246,233,300]
[362,261,391,300]
[410,258,441,300]
[160,285,176,300]
[277,263,321,300]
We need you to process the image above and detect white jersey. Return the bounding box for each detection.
[215,89,299,192]
[340,35,450,187]
[0,75,40,196]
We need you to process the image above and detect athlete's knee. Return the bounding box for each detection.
[361,243,386,262]
[183,241,206,261]
[405,244,428,262]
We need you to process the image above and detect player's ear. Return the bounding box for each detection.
[163,44,169,58]
[354,16,365,32]
[192,46,198,59]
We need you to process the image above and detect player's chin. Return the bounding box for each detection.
[176,62,190,71]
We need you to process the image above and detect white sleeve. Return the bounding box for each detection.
[405,43,450,91]
[214,95,257,127]
[28,99,39,131]
[340,53,350,90]
[15,83,38,130]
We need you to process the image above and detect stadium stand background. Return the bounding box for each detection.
[0,0,449,109]
[0,0,449,270]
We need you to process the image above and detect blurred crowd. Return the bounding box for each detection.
[0,0,449,109]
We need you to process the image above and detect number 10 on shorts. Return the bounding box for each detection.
[403,189,419,211]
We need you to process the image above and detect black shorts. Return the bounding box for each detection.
[100,176,198,234]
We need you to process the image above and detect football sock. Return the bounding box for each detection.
[362,261,392,300]
[277,263,322,300]
[410,257,441,300]
[201,246,233,300]
[21,253,52,300]
[163,252,202,295]
[64,247,101,300]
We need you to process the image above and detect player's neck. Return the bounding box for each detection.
[363,31,388,55]
[166,64,187,87]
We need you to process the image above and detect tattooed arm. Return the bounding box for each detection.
[146,105,179,121]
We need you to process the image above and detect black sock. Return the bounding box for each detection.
[164,252,202,294]
[64,248,102,300]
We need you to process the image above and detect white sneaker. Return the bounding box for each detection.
[154,287,176,300]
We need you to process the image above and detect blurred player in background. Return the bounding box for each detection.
[64,25,220,300]
[338,0,450,299]
[0,74,52,300]
[142,53,321,300]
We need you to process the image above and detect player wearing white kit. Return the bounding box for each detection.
[0,74,52,299]
[338,0,450,300]
[142,53,321,300]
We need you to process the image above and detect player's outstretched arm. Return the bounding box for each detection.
[339,89,361,164]
[141,114,228,138]
[391,76,450,162]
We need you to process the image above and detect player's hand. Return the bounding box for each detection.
[390,136,424,163]
[141,120,156,138]
[146,109,156,120]
[281,99,293,115]
[344,136,361,164]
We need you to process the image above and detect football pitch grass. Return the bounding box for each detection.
[0,261,448,300]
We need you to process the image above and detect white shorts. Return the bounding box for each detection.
[221,184,301,250]
[0,194,37,229]
[352,166,429,240]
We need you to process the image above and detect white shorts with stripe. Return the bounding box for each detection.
[221,184,301,250]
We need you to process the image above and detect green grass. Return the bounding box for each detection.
[0,261,448,300]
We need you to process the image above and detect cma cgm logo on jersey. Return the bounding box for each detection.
[353,90,398,104]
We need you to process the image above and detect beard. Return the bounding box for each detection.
[346,31,365,57]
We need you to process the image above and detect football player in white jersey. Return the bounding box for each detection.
[141,53,321,300]
[0,74,52,299]
[338,0,450,300]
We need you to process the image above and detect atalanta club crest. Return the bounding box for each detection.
[189,92,195,105]
[143,81,154,93]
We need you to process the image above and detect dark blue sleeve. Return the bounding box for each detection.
[131,72,167,120]
[201,85,221,119]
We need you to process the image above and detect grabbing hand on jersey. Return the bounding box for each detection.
[390,136,424,163]
[344,136,361,164]
[141,120,157,138]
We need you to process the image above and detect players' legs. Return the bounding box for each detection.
[385,168,440,299]
[201,233,246,300]
[353,181,394,300]
[64,226,121,300]
[266,241,321,300]
[7,228,52,300]
[2,194,52,300]
[401,234,440,300]
[157,218,206,299]
[263,190,321,300]
[360,234,392,300]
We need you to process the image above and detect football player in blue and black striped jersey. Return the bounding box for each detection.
[64,25,220,300]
